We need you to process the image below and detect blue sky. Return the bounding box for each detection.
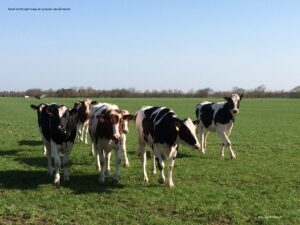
[0,0,299,91]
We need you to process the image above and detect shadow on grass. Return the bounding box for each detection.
[18,140,43,146]
[0,170,49,189]
[0,149,23,156]
[0,170,121,194]
[68,174,124,194]
[15,156,48,169]
[127,150,193,159]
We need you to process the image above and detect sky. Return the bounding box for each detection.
[0,0,299,92]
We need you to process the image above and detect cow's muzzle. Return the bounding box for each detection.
[233,109,239,114]
[194,143,201,150]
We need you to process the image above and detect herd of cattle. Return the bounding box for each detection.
[30,93,243,188]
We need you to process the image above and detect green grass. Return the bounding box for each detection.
[0,97,299,225]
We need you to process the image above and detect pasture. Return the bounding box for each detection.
[0,97,299,225]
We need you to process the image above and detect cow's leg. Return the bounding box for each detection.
[153,145,165,184]
[63,142,73,182]
[198,126,205,154]
[45,140,52,176]
[196,124,205,154]
[217,129,236,159]
[51,141,61,186]
[138,141,148,183]
[98,146,106,183]
[94,143,101,172]
[83,122,89,144]
[40,129,47,155]
[76,123,81,141]
[91,142,95,156]
[122,135,129,167]
[150,146,156,174]
[76,123,80,140]
[167,148,177,188]
[203,130,209,151]
[105,151,111,176]
[79,125,84,142]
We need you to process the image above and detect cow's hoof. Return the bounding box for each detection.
[105,170,111,176]
[54,181,60,188]
[152,170,157,175]
[99,175,105,184]
[112,178,119,185]
[144,176,149,183]
[231,155,236,159]
[158,177,165,184]
[168,182,174,188]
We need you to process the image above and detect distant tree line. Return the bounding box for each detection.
[1,85,300,98]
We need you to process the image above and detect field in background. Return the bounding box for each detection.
[0,97,299,225]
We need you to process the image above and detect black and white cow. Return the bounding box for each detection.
[31,103,77,185]
[74,98,97,145]
[89,103,134,184]
[135,106,200,188]
[195,93,243,159]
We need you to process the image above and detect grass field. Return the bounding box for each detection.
[0,97,299,225]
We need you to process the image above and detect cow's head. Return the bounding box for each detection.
[75,98,97,113]
[96,109,123,140]
[224,93,243,114]
[46,104,77,135]
[176,118,200,150]
[118,110,135,134]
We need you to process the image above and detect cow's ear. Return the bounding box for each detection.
[70,108,77,115]
[30,104,38,110]
[91,100,97,105]
[193,119,199,125]
[240,94,244,100]
[123,114,135,121]
[224,97,231,101]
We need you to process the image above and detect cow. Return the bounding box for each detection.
[31,103,77,186]
[73,99,97,146]
[135,106,200,188]
[24,95,30,100]
[194,93,243,159]
[89,103,134,184]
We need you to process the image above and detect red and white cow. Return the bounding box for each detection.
[74,99,97,145]
[89,103,134,184]
[195,93,243,159]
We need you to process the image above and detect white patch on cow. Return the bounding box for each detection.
[231,94,241,113]
[39,104,46,112]
[183,118,200,148]
[58,106,68,118]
